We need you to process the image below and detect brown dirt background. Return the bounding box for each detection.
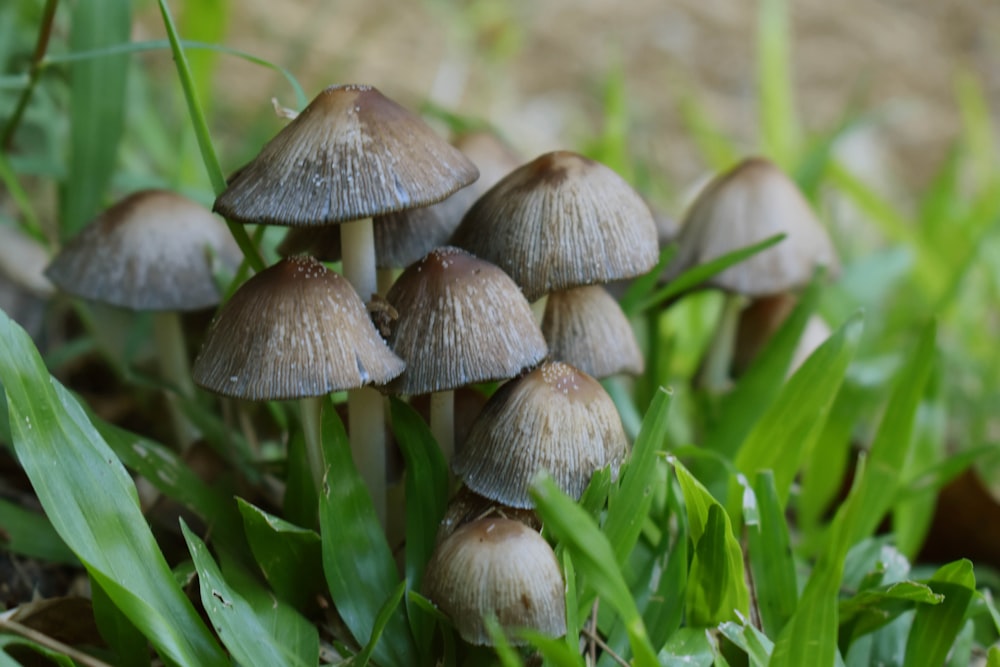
[149,1,1000,209]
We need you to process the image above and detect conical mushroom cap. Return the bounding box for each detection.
[542,285,644,378]
[214,84,479,226]
[277,130,520,268]
[423,518,566,646]
[192,256,404,400]
[436,486,540,545]
[453,361,628,508]
[385,247,547,395]
[450,150,659,301]
[661,157,839,296]
[45,189,241,311]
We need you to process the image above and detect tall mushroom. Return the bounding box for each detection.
[213,85,478,520]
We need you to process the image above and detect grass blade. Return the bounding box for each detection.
[59,0,130,238]
[746,471,797,637]
[903,560,976,667]
[531,474,658,667]
[318,404,416,666]
[756,0,799,167]
[182,521,319,667]
[0,309,227,667]
[605,387,673,564]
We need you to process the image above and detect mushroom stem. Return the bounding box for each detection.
[299,395,325,492]
[530,294,548,326]
[348,386,387,526]
[430,389,455,463]
[153,311,199,448]
[697,294,747,392]
[341,216,388,527]
[341,218,377,302]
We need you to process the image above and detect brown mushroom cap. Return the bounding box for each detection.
[542,285,644,378]
[192,255,404,400]
[277,130,520,268]
[214,84,479,226]
[450,150,659,301]
[384,247,547,395]
[661,157,840,296]
[45,189,241,311]
[423,517,566,646]
[453,361,628,508]
[435,486,541,545]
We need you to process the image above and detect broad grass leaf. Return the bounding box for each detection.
[355,581,408,667]
[182,521,319,667]
[746,471,797,637]
[318,405,416,666]
[0,636,75,666]
[660,627,715,667]
[60,0,130,237]
[719,621,774,667]
[517,629,585,667]
[531,474,658,667]
[237,499,322,611]
[839,581,941,646]
[91,578,149,667]
[644,477,687,651]
[903,560,976,667]
[0,498,76,564]
[605,387,672,565]
[756,0,799,168]
[0,310,226,667]
[390,397,449,661]
[735,312,863,506]
[686,504,748,627]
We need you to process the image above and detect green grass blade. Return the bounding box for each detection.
[672,459,749,626]
[390,397,449,661]
[318,404,416,666]
[91,578,149,667]
[355,581,409,667]
[746,471,797,637]
[839,581,941,646]
[156,0,265,271]
[237,499,323,611]
[735,312,863,505]
[756,0,799,168]
[0,309,227,667]
[719,620,774,667]
[644,478,687,651]
[903,560,976,667]
[182,521,319,667]
[639,234,786,312]
[660,627,716,667]
[0,498,76,564]
[605,387,673,564]
[0,636,75,667]
[531,474,658,667]
[849,321,936,544]
[956,70,996,186]
[676,89,741,171]
[59,0,130,238]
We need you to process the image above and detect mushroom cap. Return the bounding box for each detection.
[542,285,644,378]
[450,150,659,301]
[423,517,566,646]
[45,189,242,311]
[277,130,520,268]
[214,84,479,226]
[384,247,547,395]
[453,361,628,508]
[661,157,840,296]
[192,256,404,400]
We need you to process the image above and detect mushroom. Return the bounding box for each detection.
[383,246,546,460]
[213,84,478,523]
[191,255,404,498]
[453,361,627,509]
[660,157,839,389]
[435,486,540,545]
[45,189,242,445]
[423,517,566,646]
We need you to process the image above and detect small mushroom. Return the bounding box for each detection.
[423,517,566,646]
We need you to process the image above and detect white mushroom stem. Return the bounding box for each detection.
[153,311,199,448]
[341,216,388,528]
[348,386,387,525]
[697,294,747,392]
[430,389,455,463]
[341,218,377,302]
[299,395,325,492]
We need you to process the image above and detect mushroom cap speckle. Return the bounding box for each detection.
[214,84,479,226]
[45,189,242,311]
[384,247,547,395]
[542,285,644,378]
[450,150,658,301]
[192,255,404,400]
[453,361,628,508]
[423,518,566,646]
[661,157,840,296]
